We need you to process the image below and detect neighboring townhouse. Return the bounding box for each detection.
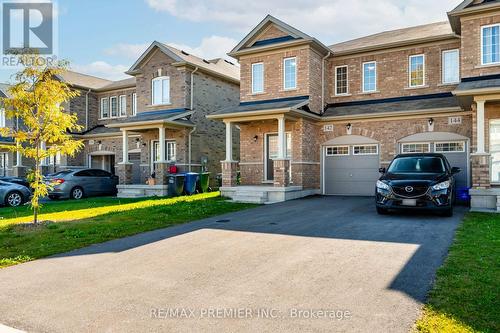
[1,43,240,197]
[0,83,15,177]
[209,0,500,211]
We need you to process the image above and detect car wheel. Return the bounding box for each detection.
[5,191,24,207]
[70,187,84,200]
[376,206,389,215]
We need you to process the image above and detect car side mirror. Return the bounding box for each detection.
[379,167,386,174]
[451,167,461,174]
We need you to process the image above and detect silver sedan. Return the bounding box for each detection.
[46,169,119,200]
[0,180,32,207]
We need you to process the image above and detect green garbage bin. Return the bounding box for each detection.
[168,174,185,197]
[197,172,210,193]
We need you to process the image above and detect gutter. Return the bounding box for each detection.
[321,52,331,114]
[190,67,199,110]
[85,88,91,130]
[188,127,196,172]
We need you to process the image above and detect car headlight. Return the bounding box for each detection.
[432,180,451,191]
[376,180,390,191]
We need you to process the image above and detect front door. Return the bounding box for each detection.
[265,133,291,181]
[490,120,500,183]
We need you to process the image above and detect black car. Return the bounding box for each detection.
[375,153,461,216]
[0,176,30,189]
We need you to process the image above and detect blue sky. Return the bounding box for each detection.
[0,0,462,82]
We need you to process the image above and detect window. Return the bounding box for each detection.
[0,108,5,127]
[435,142,465,153]
[335,66,348,95]
[326,146,349,156]
[110,96,118,117]
[362,62,377,92]
[251,63,264,94]
[45,152,61,166]
[153,140,177,162]
[283,57,297,90]
[119,95,127,117]
[482,24,500,65]
[152,76,170,105]
[100,98,109,118]
[442,49,460,84]
[401,143,430,154]
[409,55,425,87]
[353,145,378,155]
[132,93,137,116]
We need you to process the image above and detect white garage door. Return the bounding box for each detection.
[324,144,380,196]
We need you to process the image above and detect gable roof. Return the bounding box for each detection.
[126,41,239,83]
[448,0,500,34]
[330,21,457,55]
[57,70,112,90]
[0,83,12,98]
[228,15,331,58]
[97,77,136,92]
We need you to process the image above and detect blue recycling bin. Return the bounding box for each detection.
[457,186,471,202]
[183,172,199,195]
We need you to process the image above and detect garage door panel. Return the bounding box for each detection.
[441,152,468,190]
[326,180,376,196]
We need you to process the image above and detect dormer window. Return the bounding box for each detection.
[482,24,500,65]
[283,57,297,90]
[251,63,264,94]
[152,76,170,105]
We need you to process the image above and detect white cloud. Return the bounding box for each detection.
[71,61,129,81]
[168,35,238,61]
[104,43,150,59]
[145,0,462,43]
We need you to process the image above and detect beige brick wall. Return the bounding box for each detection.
[460,12,500,78]
[328,40,461,104]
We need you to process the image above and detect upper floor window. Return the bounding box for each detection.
[409,54,425,87]
[335,66,348,95]
[152,76,170,105]
[482,24,500,65]
[442,49,460,84]
[0,108,5,127]
[110,96,118,117]
[251,62,264,94]
[132,93,137,116]
[100,98,109,119]
[119,95,127,117]
[362,61,377,92]
[283,57,297,90]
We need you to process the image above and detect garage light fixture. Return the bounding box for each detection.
[346,123,352,135]
[428,118,434,126]
[253,135,258,142]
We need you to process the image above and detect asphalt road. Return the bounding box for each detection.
[0,196,465,333]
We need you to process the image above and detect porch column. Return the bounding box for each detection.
[221,120,238,187]
[116,129,132,184]
[13,148,26,177]
[155,126,168,185]
[471,99,491,190]
[476,100,486,154]
[40,141,49,175]
[274,116,290,187]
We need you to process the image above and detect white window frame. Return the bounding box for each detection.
[100,97,109,119]
[481,23,500,66]
[325,146,350,156]
[251,62,264,94]
[0,108,5,127]
[362,61,377,93]
[151,76,170,106]
[335,65,349,96]
[434,141,466,153]
[352,144,379,156]
[110,96,118,118]
[119,95,127,117]
[401,142,431,154]
[151,140,177,172]
[283,57,297,90]
[132,93,137,116]
[409,54,426,88]
[442,49,460,84]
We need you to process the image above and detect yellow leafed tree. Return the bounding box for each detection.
[0,55,83,224]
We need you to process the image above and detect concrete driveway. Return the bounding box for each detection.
[0,196,464,333]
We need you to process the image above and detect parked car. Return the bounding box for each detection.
[375,153,461,217]
[0,180,31,207]
[46,169,119,200]
[0,176,30,189]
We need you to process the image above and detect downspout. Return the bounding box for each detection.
[188,67,199,172]
[321,52,331,115]
[85,88,91,131]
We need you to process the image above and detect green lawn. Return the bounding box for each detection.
[415,213,500,333]
[0,192,256,268]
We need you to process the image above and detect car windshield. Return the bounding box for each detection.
[388,157,446,173]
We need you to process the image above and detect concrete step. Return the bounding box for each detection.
[231,196,267,204]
